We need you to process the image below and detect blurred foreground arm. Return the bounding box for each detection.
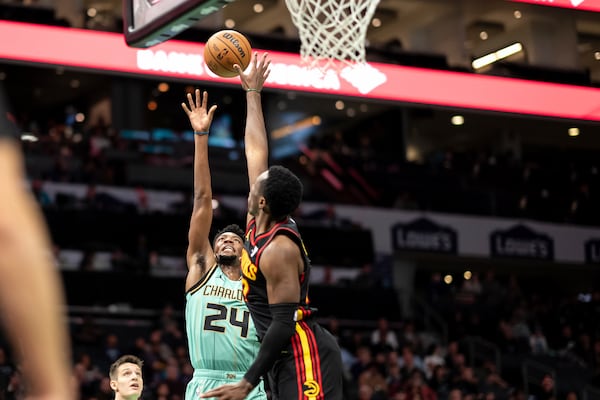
[0,139,74,400]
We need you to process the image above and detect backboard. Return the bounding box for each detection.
[123,0,237,48]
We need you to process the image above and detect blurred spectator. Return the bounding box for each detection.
[428,365,451,399]
[399,346,424,378]
[399,321,421,351]
[386,362,404,398]
[371,317,399,352]
[352,263,382,288]
[555,324,576,358]
[0,346,14,399]
[479,364,511,400]
[574,332,594,367]
[529,373,556,400]
[92,377,114,400]
[154,382,172,400]
[358,362,388,400]
[100,333,122,371]
[162,361,185,398]
[110,247,135,272]
[403,370,436,400]
[529,326,550,355]
[128,336,151,362]
[453,366,480,397]
[423,344,445,380]
[79,250,96,271]
[73,352,103,399]
[351,346,374,381]
[5,368,25,400]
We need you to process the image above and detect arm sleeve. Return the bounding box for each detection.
[244,302,297,387]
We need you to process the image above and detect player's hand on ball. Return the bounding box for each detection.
[181,89,217,134]
[235,52,271,93]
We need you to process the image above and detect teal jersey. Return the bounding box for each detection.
[185,264,260,371]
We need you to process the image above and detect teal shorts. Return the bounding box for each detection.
[185,369,267,400]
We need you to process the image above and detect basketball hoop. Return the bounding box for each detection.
[285,0,380,71]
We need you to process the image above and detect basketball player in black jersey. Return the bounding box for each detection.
[0,86,73,400]
[201,53,343,400]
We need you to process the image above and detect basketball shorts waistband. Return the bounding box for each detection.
[192,369,246,381]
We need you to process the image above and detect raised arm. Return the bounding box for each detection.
[181,89,218,291]
[235,53,271,224]
[0,140,73,400]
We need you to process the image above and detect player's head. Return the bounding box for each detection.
[109,355,143,400]
[249,165,303,221]
[213,224,245,266]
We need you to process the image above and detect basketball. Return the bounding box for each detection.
[204,30,252,78]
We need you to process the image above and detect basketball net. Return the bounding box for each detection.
[285,0,381,72]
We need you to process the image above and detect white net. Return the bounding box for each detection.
[285,0,381,71]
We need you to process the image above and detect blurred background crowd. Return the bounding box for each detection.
[1,0,600,399]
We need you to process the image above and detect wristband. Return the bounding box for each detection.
[194,131,209,136]
[246,88,260,93]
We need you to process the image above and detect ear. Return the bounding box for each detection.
[110,379,117,391]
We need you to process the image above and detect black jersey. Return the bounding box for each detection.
[241,217,343,399]
[241,217,313,339]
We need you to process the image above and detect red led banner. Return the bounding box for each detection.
[510,0,600,12]
[0,20,600,121]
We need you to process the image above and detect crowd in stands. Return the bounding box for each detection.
[1,267,598,399]
[14,108,600,228]
[1,3,600,400]
[4,101,598,400]
[299,114,600,226]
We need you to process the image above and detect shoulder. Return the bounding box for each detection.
[262,235,300,262]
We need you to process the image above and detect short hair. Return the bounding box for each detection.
[263,165,303,221]
[213,224,245,246]
[109,355,143,381]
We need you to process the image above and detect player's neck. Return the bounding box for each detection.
[254,213,279,235]
[219,264,242,280]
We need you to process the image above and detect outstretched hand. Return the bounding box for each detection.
[181,89,218,133]
[235,52,271,92]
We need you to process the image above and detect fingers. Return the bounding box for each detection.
[202,90,208,107]
[181,102,190,115]
[197,89,203,108]
[200,389,219,398]
[207,104,218,120]
[187,92,195,111]
[185,89,211,110]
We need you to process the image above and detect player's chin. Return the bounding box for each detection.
[127,387,142,396]
[217,254,238,266]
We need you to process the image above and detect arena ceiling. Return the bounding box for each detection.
[86,0,600,81]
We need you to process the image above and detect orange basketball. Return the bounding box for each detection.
[203,30,252,78]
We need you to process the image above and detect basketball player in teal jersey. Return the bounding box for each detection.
[181,86,267,400]
[202,53,343,400]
